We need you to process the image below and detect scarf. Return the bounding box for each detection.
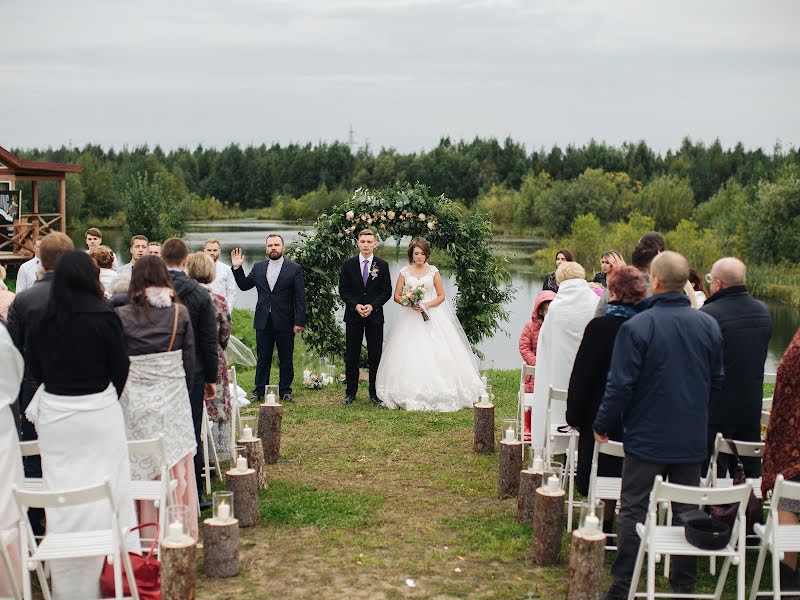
[144,287,174,308]
[603,302,637,319]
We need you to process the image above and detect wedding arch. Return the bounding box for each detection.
[290,183,514,359]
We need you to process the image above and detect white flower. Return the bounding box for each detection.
[427,221,436,230]
[346,210,355,220]
[418,213,426,221]
[387,210,396,220]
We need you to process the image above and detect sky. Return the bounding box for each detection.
[2,0,799,154]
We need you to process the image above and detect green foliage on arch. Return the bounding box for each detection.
[290,183,514,359]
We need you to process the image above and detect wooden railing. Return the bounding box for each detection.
[0,213,62,254]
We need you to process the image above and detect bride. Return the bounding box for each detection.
[376,238,484,411]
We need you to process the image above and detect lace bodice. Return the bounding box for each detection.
[401,265,439,302]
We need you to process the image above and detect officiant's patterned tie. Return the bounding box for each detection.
[362,259,369,286]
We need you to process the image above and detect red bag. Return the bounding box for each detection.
[99,523,161,600]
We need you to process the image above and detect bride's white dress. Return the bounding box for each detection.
[376,265,484,412]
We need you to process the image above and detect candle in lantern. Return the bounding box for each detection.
[242,426,253,440]
[480,375,488,387]
[236,454,248,471]
[583,512,600,533]
[167,520,183,542]
[532,456,544,472]
[266,393,276,405]
[479,392,489,405]
[504,427,515,442]
[217,500,231,521]
[546,473,560,493]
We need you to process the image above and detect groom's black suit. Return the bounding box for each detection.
[338,254,392,398]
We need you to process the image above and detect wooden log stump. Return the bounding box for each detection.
[257,403,283,465]
[498,439,523,499]
[566,529,606,600]
[225,468,260,527]
[473,404,495,454]
[517,469,544,523]
[238,437,267,490]
[160,537,196,599]
[531,487,565,566]
[202,518,240,578]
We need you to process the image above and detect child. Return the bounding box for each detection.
[518,290,556,439]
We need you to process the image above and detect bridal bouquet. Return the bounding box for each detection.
[401,284,430,321]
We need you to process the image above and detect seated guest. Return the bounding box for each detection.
[116,256,199,537]
[0,265,14,320]
[567,265,647,531]
[518,290,556,439]
[24,251,138,599]
[89,245,117,298]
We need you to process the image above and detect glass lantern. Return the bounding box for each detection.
[234,445,247,471]
[502,419,518,442]
[478,384,493,407]
[212,491,235,524]
[541,462,564,493]
[265,385,279,405]
[528,446,545,472]
[578,499,605,535]
[480,359,495,388]
[240,416,256,440]
[166,505,191,543]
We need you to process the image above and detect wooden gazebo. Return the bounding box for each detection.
[0,146,82,264]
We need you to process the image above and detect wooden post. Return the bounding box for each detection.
[257,403,283,465]
[202,518,240,578]
[58,177,66,232]
[531,486,565,566]
[498,439,523,499]
[225,468,260,527]
[32,180,39,238]
[238,437,267,490]
[160,537,196,599]
[566,529,606,600]
[517,469,544,523]
[473,404,495,454]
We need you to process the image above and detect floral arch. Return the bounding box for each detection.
[290,183,514,359]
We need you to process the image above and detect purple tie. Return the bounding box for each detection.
[362,259,369,285]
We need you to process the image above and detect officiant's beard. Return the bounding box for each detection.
[268,250,283,260]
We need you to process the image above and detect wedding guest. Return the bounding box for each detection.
[116,234,149,275]
[84,227,103,251]
[0,265,14,320]
[530,261,599,447]
[109,273,131,308]
[162,238,218,501]
[593,250,625,288]
[762,326,800,591]
[147,241,162,256]
[566,265,647,533]
[15,237,42,292]
[187,252,232,460]
[688,268,708,307]
[205,239,237,313]
[542,248,573,293]
[24,251,139,599]
[90,245,117,297]
[518,290,556,439]
[116,256,199,537]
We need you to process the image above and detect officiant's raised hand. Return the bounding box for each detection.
[231,247,244,269]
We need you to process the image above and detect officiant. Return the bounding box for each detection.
[231,234,306,403]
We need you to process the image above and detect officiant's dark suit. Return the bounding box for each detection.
[233,249,306,401]
[338,249,392,404]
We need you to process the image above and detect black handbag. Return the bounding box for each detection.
[708,439,764,535]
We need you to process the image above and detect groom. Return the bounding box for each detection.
[338,228,392,406]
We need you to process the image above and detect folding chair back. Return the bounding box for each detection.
[761,372,776,427]
[127,437,173,551]
[516,363,535,439]
[587,440,624,549]
[706,433,764,498]
[544,386,579,530]
[18,442,43,495]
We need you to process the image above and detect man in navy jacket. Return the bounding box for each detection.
[232,234,306,403]
[594,251,724,599]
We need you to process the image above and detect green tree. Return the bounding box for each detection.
[693,178,751,256]
[123,172,187,241]
[748,169,800,263]
[665,220,724,274]
[637,175,694,231]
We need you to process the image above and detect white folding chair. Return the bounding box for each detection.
[587,440,625,550]
[544,385,578,530]
[13,480,140,600]
[228,366,242,460]
[516,364,535,440]
[705,434,764,500]
[750,474,800,599]
[629,476,752,600]
[201,402,223,496]
[761,372,776,428]
[0,527,21,600]
[127,437,177,553]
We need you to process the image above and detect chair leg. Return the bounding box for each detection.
[628,540,647,600]
[201,412,212,496]
[712,556,732,600]
[663,506,672,578]
[120,544,140,600]
[749,542,767,600]
[771,548,782,600]
[208,422,223,481]
[34,563,50,600]
[646,547,656,600]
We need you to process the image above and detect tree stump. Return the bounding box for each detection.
[517,469,544,523]
[498,439,523,499]
[225,468,260,527]
[531,487,565,566]
[202,518,240,578]
[238,437,267,490]
[257,403,283,465]
[160,537,196,599]
[566,529,606,600]
[473,404,495,454]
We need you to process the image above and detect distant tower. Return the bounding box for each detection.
[348,125,357,151]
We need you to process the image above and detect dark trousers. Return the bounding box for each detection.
[607,455,701,598]
[189,373,206,499]
[255,314,295,397]
[19,380,45,535]
[705,423,762,478]
[345,319,383,397]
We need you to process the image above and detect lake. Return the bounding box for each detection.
[80,220,798,372]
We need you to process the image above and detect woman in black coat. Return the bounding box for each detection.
[566,266,648,521]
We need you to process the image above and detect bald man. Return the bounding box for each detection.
[701,257,772,478]
[594,251,724,598]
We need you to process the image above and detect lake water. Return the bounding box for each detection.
[81,220,798,372]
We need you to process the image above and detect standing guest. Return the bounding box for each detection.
[593,250,626,288]
[147,241,162,256]
[187,252,232,460]
[688,268,709,307]
[116,256,199,537]
[15,237,42,292]
[205,238,237,313]
[89,245,117,297]
[542,248,573,293]
[109,274,131,308]
[231,234,306,403]
[0,265,14,320]
[162,238,218,502]
[593,251,724,599]
[84,227,103,251]
[518,290,556,438]
[530,261,598,447]
[116,234,149,275]
[24,251,139,599]
[701,257,772,477]
[567,266,647,530]
[762,326,800,591]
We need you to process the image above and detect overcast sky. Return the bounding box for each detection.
[3,0,798,154]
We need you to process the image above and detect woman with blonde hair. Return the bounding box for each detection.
[593,251,625,288]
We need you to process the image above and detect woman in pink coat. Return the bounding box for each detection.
[518,290,556,439]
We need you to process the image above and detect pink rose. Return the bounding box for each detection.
[418,213,426,220]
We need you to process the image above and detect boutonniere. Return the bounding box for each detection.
[370,265,380,280]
